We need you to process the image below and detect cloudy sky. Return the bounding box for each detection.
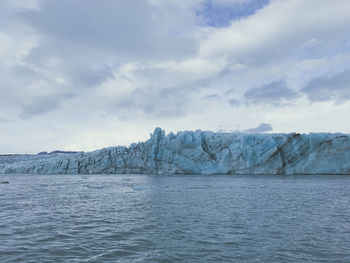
[1,0,350,153]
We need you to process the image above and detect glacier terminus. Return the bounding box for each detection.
[1,128,349,175]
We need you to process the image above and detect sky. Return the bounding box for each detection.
[1,0,350,153]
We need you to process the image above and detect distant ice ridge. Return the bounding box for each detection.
[1,128,350,175]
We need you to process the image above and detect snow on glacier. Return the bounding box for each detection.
[0,127,349,175]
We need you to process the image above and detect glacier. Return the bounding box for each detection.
[0,128,350,175]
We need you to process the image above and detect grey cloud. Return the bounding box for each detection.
[0,118,12,123]
[229,98,241,106]
[301,70,350,103]
[19,92,74,119]
[243,123,273,133]
[19,0,198,61]
[0,1,13,28]
[244,81,299,104]
[0,64,75,119]
[220,123,273,133]
[70,67,115,87]
[2,0,203,122]
[24,43,116,89]
[3,0,201,118]
[112,87,189,120]
[203,94,221,100]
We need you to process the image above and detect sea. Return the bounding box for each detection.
[1,174,350,262]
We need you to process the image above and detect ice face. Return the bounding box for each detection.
[1,128,350,175]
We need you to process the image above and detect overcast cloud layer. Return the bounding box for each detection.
[1,0,350,153]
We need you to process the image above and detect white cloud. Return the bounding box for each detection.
[1,0,350,153]
[199,0,350,62]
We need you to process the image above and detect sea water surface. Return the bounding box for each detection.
[1,174,350,263]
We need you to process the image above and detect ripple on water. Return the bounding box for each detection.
[0,174,350,263]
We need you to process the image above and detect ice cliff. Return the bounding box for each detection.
[1,128,350,175]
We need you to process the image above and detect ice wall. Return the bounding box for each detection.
[1,128,349,175]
